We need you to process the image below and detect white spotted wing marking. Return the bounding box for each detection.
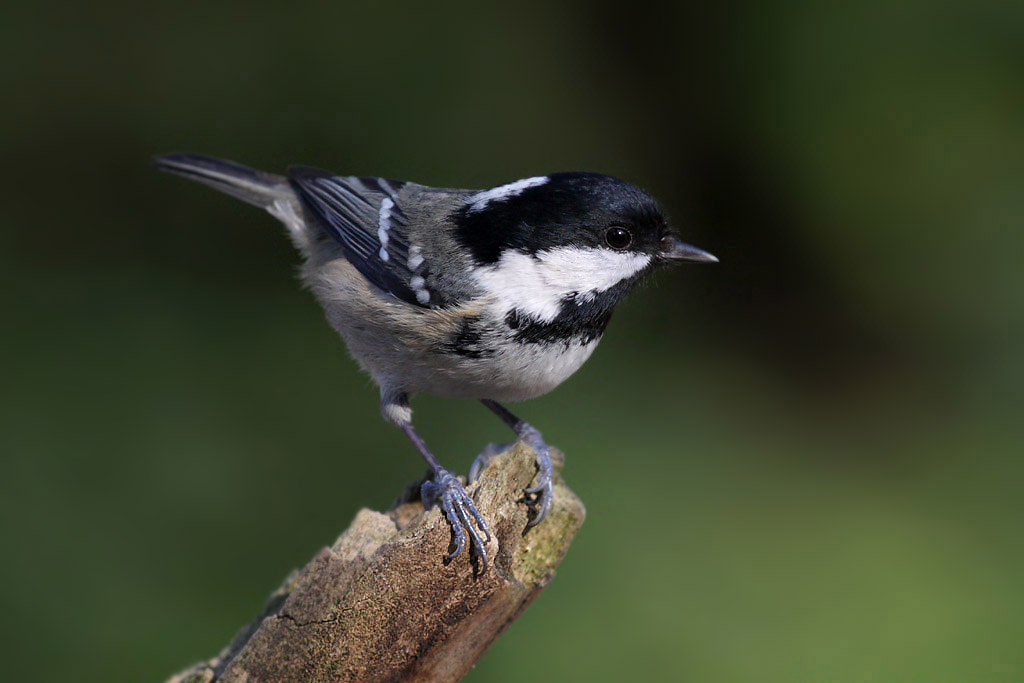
[409,275,430,305]
[377,197,394,261]
[288,168,440,308]
[407,245,424,271]
[405,244,431,305]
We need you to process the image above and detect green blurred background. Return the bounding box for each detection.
[2,1,1023,680]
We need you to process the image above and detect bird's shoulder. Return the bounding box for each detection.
[288,167,476,309]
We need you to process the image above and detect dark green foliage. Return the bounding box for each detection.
[2,1,1022,680]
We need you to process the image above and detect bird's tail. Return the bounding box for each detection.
[153,153,289,209]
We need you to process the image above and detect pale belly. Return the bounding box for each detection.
[307,258,602,402]
[407,337,601,402]
[325,299,600,402]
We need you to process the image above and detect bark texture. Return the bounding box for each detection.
[169,443,585,683]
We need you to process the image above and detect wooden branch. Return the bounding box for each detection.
[169,443,585,683]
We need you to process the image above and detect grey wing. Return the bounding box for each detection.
[288,166,438,308]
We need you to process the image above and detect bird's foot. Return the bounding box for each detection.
[421,468,492,573]
[469,442,511,484]
[470,428,554,528]
[519,425,554,527]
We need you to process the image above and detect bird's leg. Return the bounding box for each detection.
[474,400,554,527]
[382,392,491,572]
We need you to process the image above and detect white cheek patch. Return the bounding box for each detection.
[466,176,548,213]
[473,247,651,322]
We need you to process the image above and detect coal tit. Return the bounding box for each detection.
[154,154,717,572]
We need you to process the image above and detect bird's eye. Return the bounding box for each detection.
[604,226,632,250]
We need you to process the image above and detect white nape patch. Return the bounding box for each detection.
[473,247,651,322]
[377,197,394,261]
[409,275,430,305]
[407,245,424,271]
[466,176,548,213]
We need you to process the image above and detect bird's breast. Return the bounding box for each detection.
[419,297,608,401]
[449,333,601,402]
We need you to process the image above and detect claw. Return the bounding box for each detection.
[525,479,547,495]
[421,468,491,573]
[524,478,554,528]
[470,426,557,529]
[469,442,511,484]
[517,427,555,527]
[441,504,466,560]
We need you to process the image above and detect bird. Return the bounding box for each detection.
[153,154,717,572]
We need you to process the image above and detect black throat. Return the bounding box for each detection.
[503,280,633,345]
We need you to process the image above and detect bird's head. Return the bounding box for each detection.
[454,172,715,325]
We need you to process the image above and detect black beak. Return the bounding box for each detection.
[661,236,718,263]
